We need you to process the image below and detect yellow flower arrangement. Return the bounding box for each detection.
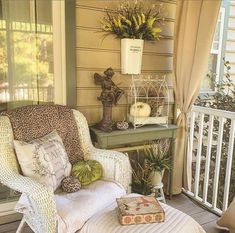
[101,1,164,41]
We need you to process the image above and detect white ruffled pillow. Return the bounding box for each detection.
[14,130,71,191]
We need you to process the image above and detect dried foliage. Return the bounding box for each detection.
[145,139,171,172]
[132,160,153,195]
[101,0,164,40]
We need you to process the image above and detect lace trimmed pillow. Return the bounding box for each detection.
[14,130,72,191]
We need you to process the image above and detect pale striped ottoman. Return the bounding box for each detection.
[79,194,205,233]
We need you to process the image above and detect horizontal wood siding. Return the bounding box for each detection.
[75,0,176,124]
[225,3,235,81]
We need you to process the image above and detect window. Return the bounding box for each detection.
[201,7,226,91]
[0,0,66,111]
[200,0,235,93]
[0,0,67,215]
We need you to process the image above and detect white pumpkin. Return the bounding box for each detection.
[130,102,151,117]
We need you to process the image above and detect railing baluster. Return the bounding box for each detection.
[194,113,204,197]
[222,119,235,211]
[203,115,214,203]
[187,111,195,192]
[212,117,225,209]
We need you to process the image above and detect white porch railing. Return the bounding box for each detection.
[184,105,235,215]
[0,85,54,103]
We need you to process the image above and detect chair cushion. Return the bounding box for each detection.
[56,180,126,233]
[1,105,83,164]
[14,130,72,191]
[15,180,126,233]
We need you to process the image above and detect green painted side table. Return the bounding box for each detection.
[90,125,177,149]
[89,124,178,198]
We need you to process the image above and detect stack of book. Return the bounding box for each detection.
[116,196,165,225]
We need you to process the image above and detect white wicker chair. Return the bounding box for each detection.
[0,109,132,233]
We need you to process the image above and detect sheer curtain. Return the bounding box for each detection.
[0,0,54,112]
[0,0,56,207]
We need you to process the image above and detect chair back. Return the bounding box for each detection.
[1,105,83,165]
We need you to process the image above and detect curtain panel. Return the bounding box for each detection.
[217,197,235,233]
[172,0,221,194]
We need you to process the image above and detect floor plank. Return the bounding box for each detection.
[191,210,218,225]
[167,194,225,233]
[0,194,227,233]
[0,221,19,232]
[0,220,33,233]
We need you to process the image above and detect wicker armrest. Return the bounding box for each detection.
[87,148,132,192]
[0,116,57,232]
[0,164,57,233]
[72,109,132,191]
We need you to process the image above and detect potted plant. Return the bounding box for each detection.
[101,1,164,74]
[144,139,171,186]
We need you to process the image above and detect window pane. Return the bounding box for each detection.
[36,0,52,25]
[212,41,219,51]
[201,7,225,92]
[212,9,223,51]
[201,54,217,91]
[212,23,220,50]
[0,0,54,111]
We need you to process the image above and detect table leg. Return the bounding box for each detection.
[169,137,176,199]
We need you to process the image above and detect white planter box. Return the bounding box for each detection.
[121,38,144,74]
[128,114,168,127]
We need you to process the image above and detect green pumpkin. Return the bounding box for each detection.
[71,160,103,186]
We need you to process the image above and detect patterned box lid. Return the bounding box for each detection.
[116,196,164,216]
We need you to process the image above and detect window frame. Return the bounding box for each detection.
[212,7,225,83]
[52,0,76,108]
[200,7,226,94]
[200,0,233,96]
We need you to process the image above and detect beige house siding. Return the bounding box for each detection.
[75,0,176,124]
[225,2,235,82]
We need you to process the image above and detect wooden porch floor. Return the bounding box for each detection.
[167,194,226,233]
[0,194,227,233]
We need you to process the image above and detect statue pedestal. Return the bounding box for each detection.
[96,101,114,132]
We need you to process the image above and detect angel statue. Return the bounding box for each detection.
[94,67,124,132]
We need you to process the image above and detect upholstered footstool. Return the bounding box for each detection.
[79,194,205,233]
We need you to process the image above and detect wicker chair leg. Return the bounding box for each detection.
[16,218,26,233]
